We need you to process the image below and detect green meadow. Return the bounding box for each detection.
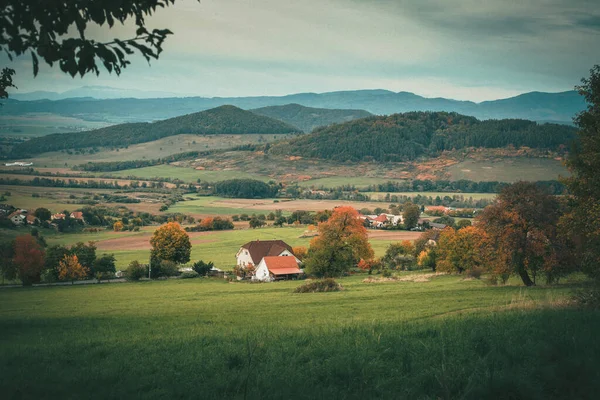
[0,275,598,399]
[105,164,273,183]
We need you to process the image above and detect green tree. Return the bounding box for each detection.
[402,203,420,230]
[150,222,191,265]
[249,218,266,229]
[93,254,117,282]
[192,260,214,277]
[563,65,600,279]
[70,242,97,276]
[33,208,51,222]
[0,240,16,284]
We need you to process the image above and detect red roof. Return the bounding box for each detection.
[71,212,84,219]
[241,240,293,264]
[262,256,302,275]
[373,214,388,223]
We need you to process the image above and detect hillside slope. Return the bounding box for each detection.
[251,103,372,132]
[270,111,577,162]
[13,105,300,156]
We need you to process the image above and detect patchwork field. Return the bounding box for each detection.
[447,157,569,182]
[0,274,597,399]
[105,164,272,183]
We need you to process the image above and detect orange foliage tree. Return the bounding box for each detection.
[58,254,89,284]
[150,222,191,265]
[304,207,373,277]
[292,246,308,261]
[113,221,124,232]
[436,226,488,274]
[13,234,45,286]
[478,182,569,285]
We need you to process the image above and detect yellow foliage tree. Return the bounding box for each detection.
[436,226,488,274]
[58,254,89,284]
[113,221,124,232]
[292,246,308,261]
[150,222,191,264]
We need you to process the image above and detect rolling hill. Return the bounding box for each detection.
[250,103,372,132]
[2,89,585,126]
[270,111,577,162]
[12,105,300,156]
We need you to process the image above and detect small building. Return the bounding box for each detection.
[236,239,298,268]
[25,214,38,225]
[8,211,26,226]
[70,211,85,222]
[254,256,303,282]
[52,213,66,221]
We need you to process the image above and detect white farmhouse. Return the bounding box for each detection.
[254,256,303,282]
[235,239,299,268]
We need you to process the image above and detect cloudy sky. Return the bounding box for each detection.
[5,0,600,101]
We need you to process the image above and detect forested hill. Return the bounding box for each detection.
[13,105,300,156]
[251,104,372,132]
[270,111,577,162]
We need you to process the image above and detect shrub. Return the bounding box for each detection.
[40,268,58,283]
[151,260,180,278]
[125,260,147,281]
[466,266,485,279]
[573,284,600,309]
[294,278,343,293]
[192,260,214,277]
[179,270,199,279]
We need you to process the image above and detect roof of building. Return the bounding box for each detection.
[426,206,449,212]
[26,214,37,223]
[262,256,302,275]
[52,213,66,220]
[70,211,84,219]
[240,240,294,265]
[429,222,447,229]
[372,214,388,223]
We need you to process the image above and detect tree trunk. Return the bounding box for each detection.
[517,264,535,286]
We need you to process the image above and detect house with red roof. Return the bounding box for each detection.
[253,256,303,282]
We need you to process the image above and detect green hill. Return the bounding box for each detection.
[251,103,372,132]
[270,111,577,162]
[13,105,300,156]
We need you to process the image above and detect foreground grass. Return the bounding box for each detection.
[0,275,598,399]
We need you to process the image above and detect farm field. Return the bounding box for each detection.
[105,164,272,183]
[296,176,406,189]
[447,157,569,182]
[0,113,109,138]
[0,275,597,399]
[14,133,294,168]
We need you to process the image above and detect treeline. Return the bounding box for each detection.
[12,105,300,156]
[0,177,127,189]
[213,179,280,198]
[270,111,576,162]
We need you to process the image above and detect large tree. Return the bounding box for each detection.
[478,182,567,286]
[150,222,191,265]
[13,235,46,286]
[304,207,373,278]
[436,226,488,274]
[402,203,420,230]
[563,65,600,279]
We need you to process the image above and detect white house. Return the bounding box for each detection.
[235,239,299,268]
[8,211,26,226]
[254,256,303,282]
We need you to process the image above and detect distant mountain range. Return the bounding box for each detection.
[9,85,191,101]
[12,105,300,156]
[3,88,586,127]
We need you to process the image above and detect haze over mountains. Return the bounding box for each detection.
[4,87,586,125]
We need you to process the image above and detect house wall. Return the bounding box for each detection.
[10,215,23,225]
[253,260,272,282]
[236,248,255,267]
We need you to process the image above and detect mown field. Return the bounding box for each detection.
[447,158,569,182]
[1,274,598,399]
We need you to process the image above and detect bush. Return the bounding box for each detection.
[125,260,147,281]
[192,260,214,277]
[466,267,485,279]
[573,284,600,309]
[179,270,199,279]
[152,260,180,278]
[294,278,344,293]
[40,268,58,283]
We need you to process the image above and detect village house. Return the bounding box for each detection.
[236,239,302,281]
[7,209,35,226]
[253,256,303,282]
[361,213,403,229]
[70,211,85,222]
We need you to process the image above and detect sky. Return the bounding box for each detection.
[4,0,600,101]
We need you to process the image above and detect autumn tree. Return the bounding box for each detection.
[150,222,191,265]
[292,246,308,261]
[562,65,600,279]
[304,207,373,278]
[113,221,124,232]
[13,234,46,286]
[58,255,89,284]
[478,182,568,286]
[402,203,420,229]
[436,226,488,274]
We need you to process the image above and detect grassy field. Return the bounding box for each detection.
[0,113,108,138]
[447,158,569,182]
[297,176,406,189]
[0,274,597,399]
[105,165,272,183]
